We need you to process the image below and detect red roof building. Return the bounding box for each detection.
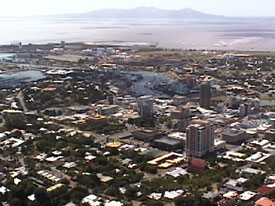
[255,197,275,206]
[257,185,275,195]
[187,157,206,172]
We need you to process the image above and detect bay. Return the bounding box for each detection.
[0,18,275,51]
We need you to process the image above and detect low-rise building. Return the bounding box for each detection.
[2,109,24,118]
[44,107,63,116]
[87,115,108,126]
[132,130,160,142]
[152,137,184,151]
[224,179,244,192]
[257,185,275,196]
[68,106,90,114]
[148,152,185,169]
[214,139,226,151]
[255,197,275,206]
[99,105,119,116]
[187,157,206,172]
[265,174,275,185]
[222,128,247,144]
[173,95,188,106]
[241,168,265,178]
[265,129,275,141]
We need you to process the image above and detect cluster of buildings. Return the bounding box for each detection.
[1,42,275,206]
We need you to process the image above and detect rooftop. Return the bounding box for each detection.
[154,137,182,146]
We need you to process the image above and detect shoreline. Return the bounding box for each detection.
[1,41,275,53]
[0,41,275,77]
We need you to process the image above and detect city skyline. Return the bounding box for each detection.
[0,0,275,17]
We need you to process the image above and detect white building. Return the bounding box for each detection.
[186,120,215,157]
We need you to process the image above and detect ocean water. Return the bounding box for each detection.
[0,17,275,51]
[0,53,16,60]
[123,71,172,98]
[0,70,45,87]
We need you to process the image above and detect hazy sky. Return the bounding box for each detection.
[1,0,275,17]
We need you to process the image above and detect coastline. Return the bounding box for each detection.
[2,41,275,54]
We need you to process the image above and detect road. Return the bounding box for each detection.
[59,122,137,144]
[0,116,5,128]
[16,91,28,112]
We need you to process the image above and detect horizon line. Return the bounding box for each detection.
[0,6,274,18]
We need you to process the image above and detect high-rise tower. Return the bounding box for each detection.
[186,120,215,158]
[137,96,154,117]
[200,83,211,109]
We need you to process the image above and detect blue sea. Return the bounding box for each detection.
[0,17,275,51]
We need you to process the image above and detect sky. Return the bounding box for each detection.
[1,0,275,17]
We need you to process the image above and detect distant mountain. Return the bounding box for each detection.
[36,7,225,19]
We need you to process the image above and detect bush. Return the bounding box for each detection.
[146,200,164,206]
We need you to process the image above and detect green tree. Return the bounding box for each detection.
[106,186,119,197]
[146,200,164,206]
[34,188,50,204]
[10,198,22,206]
[71,186,88,204]
[175,196,217,206]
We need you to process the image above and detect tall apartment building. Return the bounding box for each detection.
[239,103,251,117]
[186,120,215,158]
[137,95,154,117]
[200,83,211,109]
[183,73,197,88]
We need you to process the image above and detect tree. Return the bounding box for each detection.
[175,196,217,206]
[146,200,164,206]
[9,198,22,206]
[4,115,26,129]
[268,189,275,199]
[77,174,100,188]
[36,139,50,153]
[109,148,119,156]
[25,184,36,196]
[106,186,119,197]
[140,164,157,174]
[34,188,50,204]
[243,174,265,190]
[71,186,88,204]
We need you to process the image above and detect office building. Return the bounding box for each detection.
[186,120,215,158]
[137,95,154,117]
[171,106,190,131]
[183,73,197,88]
[239,103,251,117]
[200,83,211,109]
[60,41,66,49]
